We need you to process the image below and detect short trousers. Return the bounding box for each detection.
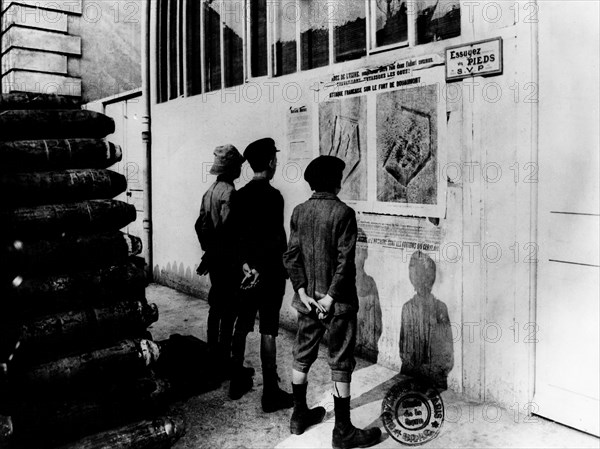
[292,308,357,383]
[235,275,285,336]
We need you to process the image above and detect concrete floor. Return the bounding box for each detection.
[147,284,600,449]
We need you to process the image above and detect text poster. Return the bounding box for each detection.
[287,105,312,162]
[358,213,443,254]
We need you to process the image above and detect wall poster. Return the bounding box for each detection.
[287,105,313,163]
[376,84,438,205]
[317,56,448,218]
[319,96,368,201]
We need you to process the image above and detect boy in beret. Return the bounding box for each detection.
[228,138,293,412]
[284,156,381,448]
[195,144,245,381]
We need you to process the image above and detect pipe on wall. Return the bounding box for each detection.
[528,0,539,404]
[141,0,153,280]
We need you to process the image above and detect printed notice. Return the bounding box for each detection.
[318,54,444,101]
[358,214,443,253]
[287,105,312,161]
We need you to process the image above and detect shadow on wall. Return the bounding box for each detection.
[399,250,454,391]
[356,229,383,363]
[153,261,208,300]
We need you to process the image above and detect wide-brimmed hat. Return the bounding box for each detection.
[209,144,244,175]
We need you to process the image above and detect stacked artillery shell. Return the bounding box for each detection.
[0,93,183,449]
[55,416,186,449]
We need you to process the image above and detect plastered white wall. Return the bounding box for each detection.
[149,1,536,408]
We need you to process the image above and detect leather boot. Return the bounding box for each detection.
[228,367,253,400]
[261,367,293,413]
[228,350,255,380]
[290,383,326,435]
[332,396,381,449]
[230,328,254,379]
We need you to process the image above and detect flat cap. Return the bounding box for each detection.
[244,138,279,165]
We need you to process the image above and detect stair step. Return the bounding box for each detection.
[0,110,115,141]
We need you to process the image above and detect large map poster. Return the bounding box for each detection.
[319,96,368,201]
[316,56,447,218]
[377,84,438,205]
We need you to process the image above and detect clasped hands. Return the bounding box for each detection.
[298,288,334,322]
[241,263,260,289]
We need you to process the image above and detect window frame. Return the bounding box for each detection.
[166,0,179,100]
[198,0,249,94]
[294,0,335,71]
[247,0,273,80]
[331,0,369,64]
[367,0,416,55]
[178,0,186,97]
[199,0,207,94]
[271,0,302,76]
[184,0,203,96]
[201,0,224,93]
[157,0,169,102]
[156,0,461,100]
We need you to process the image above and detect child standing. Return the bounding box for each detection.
[228,138,293,412]
[195,144,244,380]
[284,155,381,449]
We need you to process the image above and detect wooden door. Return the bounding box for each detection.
[534,1,600,436]
[104,94,148,263]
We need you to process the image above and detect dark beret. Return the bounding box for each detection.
[304,155,346,185]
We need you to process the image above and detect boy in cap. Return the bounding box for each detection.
[228,138,293,412]
[284,156,381,448]
[195,144,245,380]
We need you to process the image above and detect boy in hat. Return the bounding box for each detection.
[195,144,245,380]
[284,156,381,448]
[228,138,294,412]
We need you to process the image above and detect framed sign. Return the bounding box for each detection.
[445,37,503,81]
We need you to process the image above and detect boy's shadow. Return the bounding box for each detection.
[355,229,382,363]
[400,250,454,391]
[335,251,453,442]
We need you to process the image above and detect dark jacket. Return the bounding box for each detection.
[284,192,358,315]
[231,179,287,277]
[195,180,237,261]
